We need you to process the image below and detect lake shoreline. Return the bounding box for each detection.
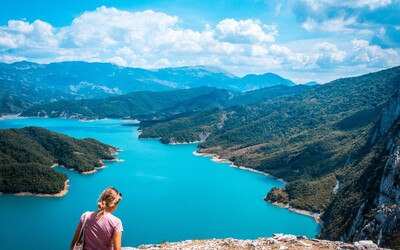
[0,114,21,120]
[270,201,323,227]
[192,150,322,225]
[0,180,70,198]
[193,151,287,183]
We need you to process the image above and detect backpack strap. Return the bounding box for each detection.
[77,212,89,243]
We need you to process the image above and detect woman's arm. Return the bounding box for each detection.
[112,231,123,250]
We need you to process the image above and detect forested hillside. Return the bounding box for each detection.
[137,66,400,248]
[21,84,308,121]
[312,88,400,249]
[0,127,117,194]
[21,87,233,119]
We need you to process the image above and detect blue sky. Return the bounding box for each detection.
[0,0,399,83]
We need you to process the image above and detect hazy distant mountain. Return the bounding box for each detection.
[152,66,238,89]
[232,72,295,91]
[303,81,319,86]
[0,61,301,115]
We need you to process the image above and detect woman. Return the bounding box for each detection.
[70,187,123,250]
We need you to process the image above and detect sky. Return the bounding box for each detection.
[0,0,399,84]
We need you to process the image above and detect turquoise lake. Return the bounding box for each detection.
[0,118,319,249]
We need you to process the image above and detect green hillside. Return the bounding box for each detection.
[0,126,117,194]
[21,87,230,119]
[139,66,400,212]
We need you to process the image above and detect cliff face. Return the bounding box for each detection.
[372,90,400,144]
[321,89,400,249]
[352,129,400,246]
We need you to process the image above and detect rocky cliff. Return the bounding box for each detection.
[352,113,400,246]
[122,234,384,250]
[320,89,400,249]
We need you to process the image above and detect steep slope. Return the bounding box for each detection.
[138,85,309,143]
[0,126,117,194]
[320,89,400,249]
[138,108,225,143]
[229,84,308,106]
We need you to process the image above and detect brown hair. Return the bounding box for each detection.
[95,187,122,219]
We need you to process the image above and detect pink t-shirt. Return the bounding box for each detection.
[78,211,123,250]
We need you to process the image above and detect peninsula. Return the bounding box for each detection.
[0,126,118,195]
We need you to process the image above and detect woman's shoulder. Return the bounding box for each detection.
[80,211,95,220]
[103,212,122,223]
[103,212,123,231]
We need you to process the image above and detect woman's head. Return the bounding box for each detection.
[96,187,122,219]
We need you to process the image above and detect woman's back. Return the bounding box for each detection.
[70,187,123,250]
[79,211,123,250]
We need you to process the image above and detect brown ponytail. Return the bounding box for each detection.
[95,187,122,219]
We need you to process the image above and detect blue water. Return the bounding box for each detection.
[0,118,319,249]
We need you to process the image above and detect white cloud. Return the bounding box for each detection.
[215,18,276,43]
[8,20,34,33]
[351,39,400,66]
[301,18,317,31]
[60,7,180,48]
[0,19,58,50]
[302,16,356,33]
[107,56,127,67]
[30,20,58,47]
[53,49,101,63]
[315,42,347,63]
[0,34,19,49]
[343,0,392,10]
[302,0,392,11]
[269,44,318,69]
[0,54,27,63]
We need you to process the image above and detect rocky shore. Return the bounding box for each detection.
[123,234,385,250]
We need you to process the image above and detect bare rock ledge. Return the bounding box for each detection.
[123,234,387,250]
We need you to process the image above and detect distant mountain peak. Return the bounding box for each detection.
[155,65,238,78]
[9,61,42,70]
[235,72,295,91]
[303,81,319,86]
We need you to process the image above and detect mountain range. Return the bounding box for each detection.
[0,61,297,115]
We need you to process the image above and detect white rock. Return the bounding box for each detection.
[354,240,379,250]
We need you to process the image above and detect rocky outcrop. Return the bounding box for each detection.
[352,137,400,246]
[372,90,400,144]
[352,91,400,247]
[123,234,384,250]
